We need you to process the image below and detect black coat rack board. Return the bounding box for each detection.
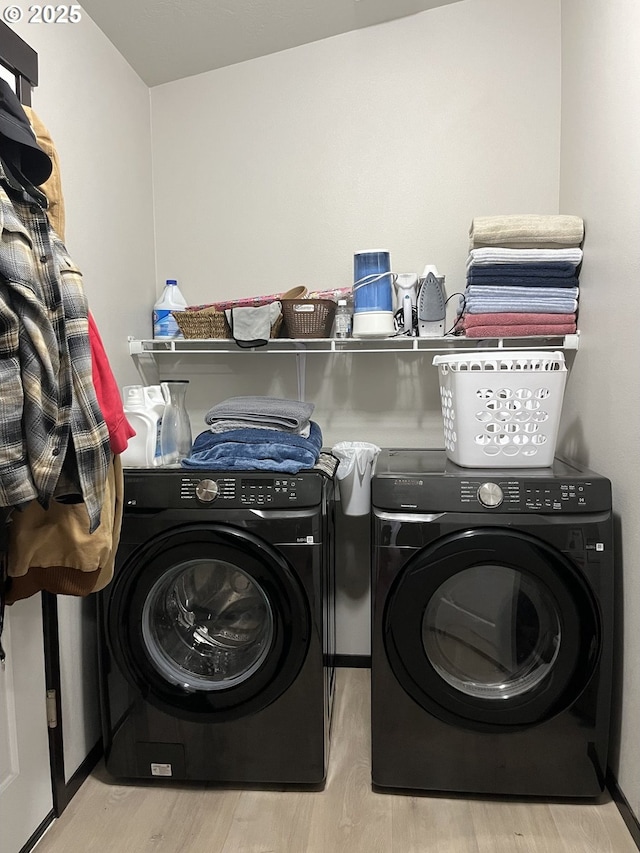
[0,20,94,825]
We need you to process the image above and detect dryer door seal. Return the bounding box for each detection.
[384,527,600,732]
[107,523,311,722]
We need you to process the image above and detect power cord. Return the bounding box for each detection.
[445,292,466,336]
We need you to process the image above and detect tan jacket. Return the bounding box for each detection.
[5,108,123,602]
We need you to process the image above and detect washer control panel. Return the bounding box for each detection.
[178,474,318,508]
[122,471,323,510]
[477,482,504,508]
[195,478,219,502]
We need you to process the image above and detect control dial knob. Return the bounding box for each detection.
[195,478,219,503]
[477,482,504,508]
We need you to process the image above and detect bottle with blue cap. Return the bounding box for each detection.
[153,279,188,339]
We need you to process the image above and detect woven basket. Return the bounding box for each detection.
[280,299,337,338]
[172,308,232,339]
[173,305,284,340]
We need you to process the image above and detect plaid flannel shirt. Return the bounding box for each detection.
[0,159,110,533]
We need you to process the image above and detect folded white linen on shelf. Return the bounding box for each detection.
[466,247,583,268]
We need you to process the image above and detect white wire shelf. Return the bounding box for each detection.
[128,333,579,356]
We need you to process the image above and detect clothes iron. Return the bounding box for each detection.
[417,265,447,337]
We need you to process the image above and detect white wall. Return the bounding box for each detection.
[149,0,561,656]
[10,0,637,822]
[8,15,155,779]
[150,0,561,446]
[559,0,640,821]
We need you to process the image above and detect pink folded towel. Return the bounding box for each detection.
[464,323,577,338]
[463,312,576,328]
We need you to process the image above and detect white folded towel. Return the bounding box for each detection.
[466,247,583,268]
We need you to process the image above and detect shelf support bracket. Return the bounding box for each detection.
[131,352,160,386]
[295,349,306,402]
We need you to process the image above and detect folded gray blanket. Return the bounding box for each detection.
[205,396,315,431]
[181,422,322,474]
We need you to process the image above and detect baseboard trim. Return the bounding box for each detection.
[61,737,104,813]
[19,810,55,853]
[608,769,640,851]
[334,654,371,669]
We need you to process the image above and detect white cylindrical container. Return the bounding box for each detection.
[153,279,187,339]
[352,251,395,338]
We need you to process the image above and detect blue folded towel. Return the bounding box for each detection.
[181,421,323,473]
[466,285,579,300]
[468,264,578,280]
[467,272,579,288]
[464,285,579,314]
[465,300,579,314]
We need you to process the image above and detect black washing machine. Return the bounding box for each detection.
[98,456,336,788]
[371,449,614,798]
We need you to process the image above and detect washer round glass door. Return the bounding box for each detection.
[108,523,310,722]
[141,558,274,692]
[384,528,600,731]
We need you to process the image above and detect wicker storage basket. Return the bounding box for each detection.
[173,305,284,340]
[172,308,232,339]
[280,299,337,338]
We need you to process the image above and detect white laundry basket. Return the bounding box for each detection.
[432,351,567,468]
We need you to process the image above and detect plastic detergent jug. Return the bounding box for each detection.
[120,385,165,468]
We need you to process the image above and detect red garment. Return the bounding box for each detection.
[88,312,135,454]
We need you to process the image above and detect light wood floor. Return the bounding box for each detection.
[35,669,637,853]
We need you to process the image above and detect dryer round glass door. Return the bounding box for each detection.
[384,528,600,731]
[422,564,562,701]
[108,523,311,722]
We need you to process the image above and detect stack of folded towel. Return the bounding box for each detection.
[181,396,322,473]
[460,214,583,338]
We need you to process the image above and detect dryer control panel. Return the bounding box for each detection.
[371,450,612,514]
[460,478,606,512]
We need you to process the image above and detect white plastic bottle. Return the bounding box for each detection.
[334,299,352,338]
[120,385,166,467]
[153,279,188,339]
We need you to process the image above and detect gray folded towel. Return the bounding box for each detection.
[225,301,281,348]
[209,419,311,437]
[205,396,315,431]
